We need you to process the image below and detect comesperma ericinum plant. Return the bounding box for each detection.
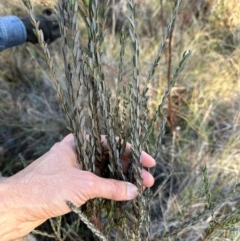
[22,0,190,240]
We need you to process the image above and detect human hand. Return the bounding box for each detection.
[20,8,60,44]
[0,134,155,240]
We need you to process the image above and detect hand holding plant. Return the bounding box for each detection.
[0,134,155,241]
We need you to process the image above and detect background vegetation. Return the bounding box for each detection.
[1,0,240,240]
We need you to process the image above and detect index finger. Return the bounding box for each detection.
[123,142,156,168]
[100,136,156,168]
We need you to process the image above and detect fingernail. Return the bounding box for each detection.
[127,183,138,199]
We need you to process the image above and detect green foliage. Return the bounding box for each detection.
[21,0,190,240]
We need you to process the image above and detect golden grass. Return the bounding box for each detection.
[1,0,240,240]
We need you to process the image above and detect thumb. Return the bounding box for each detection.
[92,177,138,201]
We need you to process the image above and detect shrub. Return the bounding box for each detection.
[21,0,191,240]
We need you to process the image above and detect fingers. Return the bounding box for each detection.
[63,134,155,167]
[140,151,156,168]
[141,169,155,187]
[91,170,154,201]
[91,176,138,201]
[60,134,155,188]
[61,134,75,149]
[122,143,156,168]
[100,135,156,168]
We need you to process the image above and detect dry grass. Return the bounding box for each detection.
[1,0,240,240]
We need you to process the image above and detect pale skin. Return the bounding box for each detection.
[0,134,155,241]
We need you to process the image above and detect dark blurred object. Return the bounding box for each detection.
[20,8,60,44]
[0,147,4,164]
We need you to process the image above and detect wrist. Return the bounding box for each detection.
[0,178,22,240]
[20,17,37,44]
[0,16,27,51]
[0,177,45,240]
